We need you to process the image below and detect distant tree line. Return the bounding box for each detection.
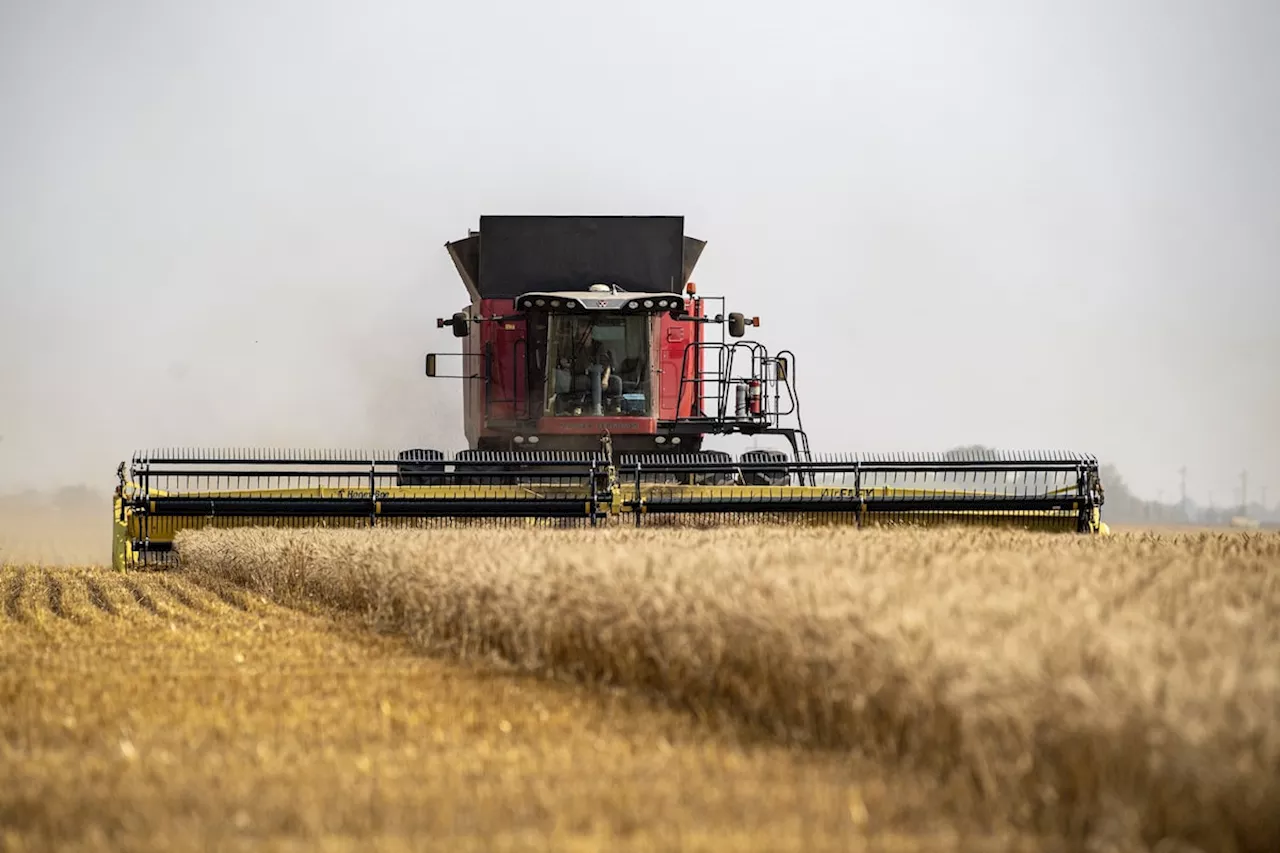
[942,447,1276,528]
[1096,464,1279,527]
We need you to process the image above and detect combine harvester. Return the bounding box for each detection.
[113,215,1106,569]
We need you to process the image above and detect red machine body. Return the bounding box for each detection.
[456,295,706,452]
[429,215,800,458]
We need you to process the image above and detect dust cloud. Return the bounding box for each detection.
[2,1,1278,540]
[0,487,107,566]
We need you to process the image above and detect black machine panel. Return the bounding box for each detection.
[446,216,703,300]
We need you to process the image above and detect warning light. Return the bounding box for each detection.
[686,281,697,296]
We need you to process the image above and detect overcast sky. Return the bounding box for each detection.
[1,0,1277,507]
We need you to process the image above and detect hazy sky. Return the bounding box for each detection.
[1,0,1277,506]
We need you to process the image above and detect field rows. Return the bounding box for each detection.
[5,527,1279,852]
[177,526,1280,853]
[1,565,1021,853]
[1,564,248,624]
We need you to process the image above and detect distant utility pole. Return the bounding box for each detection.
[1241,470,1248,515]
[1262,486,1269,512]
[1179,466,1188,518]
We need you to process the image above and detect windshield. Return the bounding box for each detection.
[546,314,652,417]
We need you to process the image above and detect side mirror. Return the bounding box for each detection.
[728,312,746,338]
[451,312,470,338]
[776,356,788,381]
[425,353,437,377]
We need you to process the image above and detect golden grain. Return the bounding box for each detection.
[177,526,1280,852]
[2,565,1028,852]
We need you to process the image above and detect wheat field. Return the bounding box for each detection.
[1,557,1031,852]
[4,526,1279,852]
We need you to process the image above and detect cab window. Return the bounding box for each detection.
[545,314,651,416]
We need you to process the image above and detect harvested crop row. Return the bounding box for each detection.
[176,527,1280,852]
[3,565,1018,851]
[0,566,219,625]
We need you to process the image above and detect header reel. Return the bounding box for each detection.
[113,443,1105,569]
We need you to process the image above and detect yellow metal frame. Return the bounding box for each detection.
[113,479,1104,570]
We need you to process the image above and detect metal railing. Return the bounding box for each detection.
[118,448,1103,565]
[674,340,801,429]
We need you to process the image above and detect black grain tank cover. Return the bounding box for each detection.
[445,215,705,301]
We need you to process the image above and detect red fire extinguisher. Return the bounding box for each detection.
[748,379,763,415]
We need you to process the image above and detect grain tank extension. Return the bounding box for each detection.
[113,215,1105,568]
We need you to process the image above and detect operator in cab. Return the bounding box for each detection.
[588,341,623,401]
[548,316,638,416]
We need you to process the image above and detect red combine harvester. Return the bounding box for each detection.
[113,215,1105,568]
[422,214,807,463]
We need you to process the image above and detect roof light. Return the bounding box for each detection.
[686,281,697,295]
[536,299,545,306]
[643,299,654,308]
[628,301,638,309]
[550,299,560,307]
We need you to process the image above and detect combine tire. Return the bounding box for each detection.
[740,449,790,487]
[686,450,734,486]
[453,450,516,487]
[396,449,445,486]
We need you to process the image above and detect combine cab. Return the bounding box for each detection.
[113,215,1105,568]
